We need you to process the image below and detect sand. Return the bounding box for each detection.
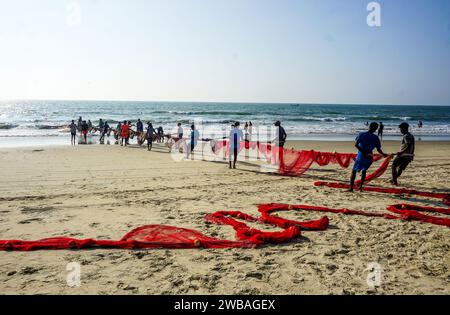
[0,140,449,295]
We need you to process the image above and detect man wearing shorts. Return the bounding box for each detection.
[391,122,415,186]
[349,122,388,192]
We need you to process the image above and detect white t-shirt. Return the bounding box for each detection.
[229,128,244,150]
[178,126,184,136]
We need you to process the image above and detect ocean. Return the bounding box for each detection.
[0,100,449,148]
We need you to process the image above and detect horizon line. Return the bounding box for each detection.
[1,98,449,107]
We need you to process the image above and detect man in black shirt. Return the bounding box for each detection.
[378,122,384,140]
[391,122,415,186]
[274,121,287,148]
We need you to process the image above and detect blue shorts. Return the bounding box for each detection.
[353,153,373,172]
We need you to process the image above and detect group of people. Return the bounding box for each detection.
[365,120,423,140]
[69,117,166,148]
[350,122,415,191]
[69,116,414,187]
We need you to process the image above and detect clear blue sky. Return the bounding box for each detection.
[0,0,449,105]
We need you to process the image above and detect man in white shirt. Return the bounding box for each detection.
[229,122,244,169]
[177,123,184,139]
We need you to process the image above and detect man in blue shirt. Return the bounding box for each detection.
[187,124,200,159]
[349,122,388,192]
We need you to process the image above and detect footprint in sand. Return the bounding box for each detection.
[18,218,43,224]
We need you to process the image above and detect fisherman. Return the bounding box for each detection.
[146,122,157,151]
[391,122,415,186]
[349,122,389,192]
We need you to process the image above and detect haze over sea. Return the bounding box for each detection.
[0,100,449,148]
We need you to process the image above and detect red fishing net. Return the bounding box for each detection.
[0,146,447,252]
[1,193,448,251]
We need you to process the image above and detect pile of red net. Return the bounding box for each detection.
[1,196,448,251]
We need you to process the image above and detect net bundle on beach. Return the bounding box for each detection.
[1,189,448,251]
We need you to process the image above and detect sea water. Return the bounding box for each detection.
[0,100,449,147]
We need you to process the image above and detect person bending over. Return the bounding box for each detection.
[391,122,415,186]
[349,122,388,192]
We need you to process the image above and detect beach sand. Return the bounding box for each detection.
[0,140,449,295]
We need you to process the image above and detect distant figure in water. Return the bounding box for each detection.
[127,121,132,145]
[87,120,93,131]
[418,120,423,128]
[136,119,144,145]
[121,120,129,146]
[157,126,164,143]
[229,122,244,169]
[115,122,122,145]
[391,122,415,186]
[100,121,109,144]
[244,122,249,142]
[378,122,384,140]
[177,123,184,139]
[70,120,77,146]
[349,122,388,192]
[98,119,104,134]
[146,122,157,151]
[81,120,89,144]
[77,117,83,131]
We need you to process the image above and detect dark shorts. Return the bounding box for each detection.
[393,156,412,170]
[71,132,76,136]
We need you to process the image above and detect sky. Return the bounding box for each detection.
[0,0,449,105]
